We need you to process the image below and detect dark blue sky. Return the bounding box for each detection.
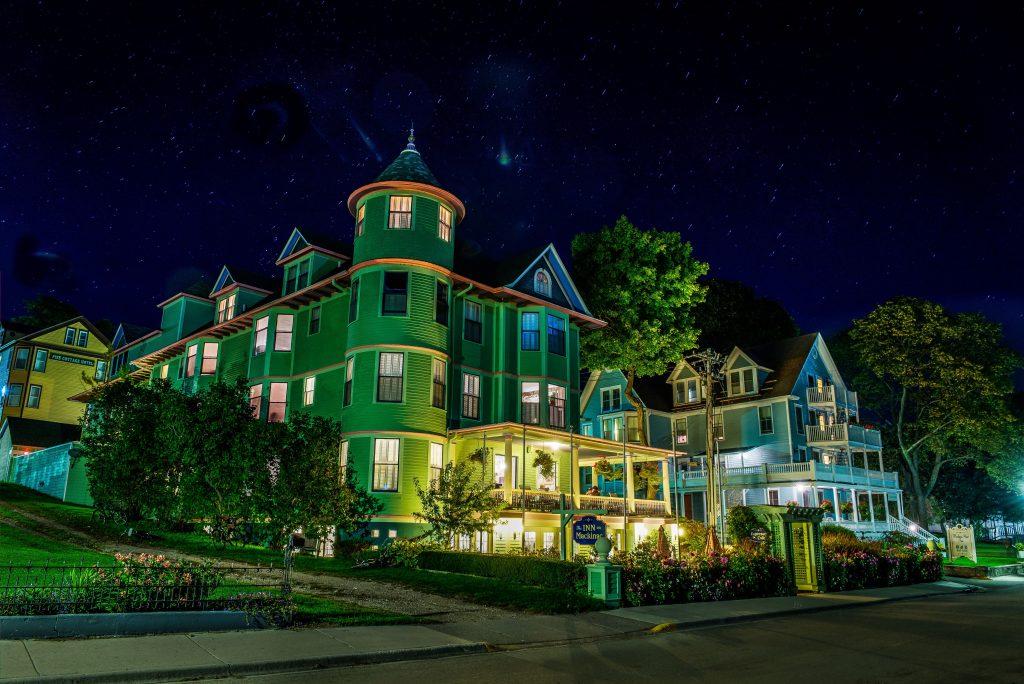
[1,3,1021,360]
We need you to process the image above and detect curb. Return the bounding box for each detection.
[1,642,488,684]
[0,612,260,641]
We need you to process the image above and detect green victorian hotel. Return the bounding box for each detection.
[109,136,679,556]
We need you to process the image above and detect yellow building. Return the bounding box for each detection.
[0,317,110,427]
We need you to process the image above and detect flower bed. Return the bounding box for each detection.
[619,542,791,607]
[822,532,943,591]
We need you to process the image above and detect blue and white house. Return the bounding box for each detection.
[580,333,934,541]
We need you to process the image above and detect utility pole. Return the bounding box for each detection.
[687,348,726,553]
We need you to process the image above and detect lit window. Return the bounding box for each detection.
[13,348,28,370]
[548,384,565,428]
[303,376,316,406]
[462,373,480,419]
[388,195,412,229]
[524,531,536,551]
[77,330,89,348]
[356,203,365,237]
[600,387,622,412]
[268,382,287,422]
[349,278,359,323]
[435,281,449,326]
[438,205,452,241]
[431,358,446,409]
[377,352,404,402]
[547,316,565,356]
[95,360,107,381]
[521,312,539,351]
[675,378,699,404]
[64,328,76,345]
[713,410,725,440]
[217,294,236,323]
[626,415,640,442]
[6,384,23,406]
[542,531,555,550]
[309,306,321,335]
[463,300,482,343]
[160,365,169,380]
[602,416,624,442]
[26,385,42,409]
[185,345,198,378]
[343,357,354,407]
[759,405,774,434]
[533,269,552,297]
[382,272,408,315]
[388,529,398,539]
[674,417,688,444]
[254,317,269,355]
[249,384,262,417]
[581,424,593,437]
[275,314,293,351]
[521,381,540,424]
[373,438,400,491]
[429,443,443,486]
[339,441,349,480]
[201,343,218,376]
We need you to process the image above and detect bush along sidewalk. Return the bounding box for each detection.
[618,539,792,607]
[821,528,944,591]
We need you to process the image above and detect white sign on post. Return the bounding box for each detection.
[946,524,976,563]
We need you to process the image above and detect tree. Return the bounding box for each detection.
[933,461,1024,525]
[267,412,381,546]
[10,294,79,330]
[572,215,708,444]
[693,279,799,350]
[840,298,1021,523]
[414,461,506,547]
[78,379,179,523]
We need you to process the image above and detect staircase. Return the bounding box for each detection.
[890,516,941,545]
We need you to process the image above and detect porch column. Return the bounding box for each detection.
[882,492,890,522]
[897,493,904,520]
[625,451,636,514]
[503,433,514,500]
[851,489,859,522]
[878,451,884,473]
[811,485,819,508]
[570,442,581,508]
[832,487,839,521]
[661,458,672,514]
[868,492,876,523]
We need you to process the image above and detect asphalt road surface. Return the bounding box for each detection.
[201,584,1024,683]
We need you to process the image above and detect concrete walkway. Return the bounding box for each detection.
[0,581,980,684]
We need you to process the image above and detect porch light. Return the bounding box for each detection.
[910,523,918,533]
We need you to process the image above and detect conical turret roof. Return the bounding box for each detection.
[374,130,441,187]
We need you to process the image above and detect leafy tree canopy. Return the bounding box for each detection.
[837,297,1021,523]
[414,461,506,546]
[10,294,79,331]
[573,215,708,443]
[694,278,799,350]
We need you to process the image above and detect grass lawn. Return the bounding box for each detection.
[1,484,600,614]
[0,522,114,566]
[943,541,1022,568]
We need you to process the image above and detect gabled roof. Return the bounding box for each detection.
[112,323,156,349]
[630,332,821,411]
[210,265,277,296]
[275,227,350,265]
[0,316,111,349]
[0,417,81,449]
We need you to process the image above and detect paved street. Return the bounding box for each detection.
[206,585,1024,684]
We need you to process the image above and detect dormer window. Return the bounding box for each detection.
[217,293,236,323]
[600,386,622,412]
[438,205,452,242]
[674,378,699,404]
[534,269,552,297]
[728,368,756,396]
[388,196,412,229]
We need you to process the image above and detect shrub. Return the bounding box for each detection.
[386,538,446,568]
[619,545,791,607]
[821,524,858,541]
[678,518,709,553]
[881,531,918,548]
[726,506,760,542]
[416,551,584,591]
[822,535,942,591]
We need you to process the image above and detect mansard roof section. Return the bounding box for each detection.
[275,227,351,266]
[210,265,277,298]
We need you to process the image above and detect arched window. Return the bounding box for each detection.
[534,269,552,297]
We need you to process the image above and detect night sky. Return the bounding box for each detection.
[2,3,1022,359]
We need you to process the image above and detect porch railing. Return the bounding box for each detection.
[807,423,881,447]
[675,461,898,489]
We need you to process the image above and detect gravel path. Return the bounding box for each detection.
[0,502,520,623]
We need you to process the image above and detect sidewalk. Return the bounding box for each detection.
[0,581,980,684]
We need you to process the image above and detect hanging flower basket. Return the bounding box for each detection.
[819,499,835,514]
[593,458,621,481]
[839,501,854,515]
[533,450,556,480]
[468,446,491,477]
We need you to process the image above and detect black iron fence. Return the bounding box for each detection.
[0,558,288,617]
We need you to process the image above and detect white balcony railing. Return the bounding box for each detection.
[807,423,882,447]
[675,460,898,490]
[807,385,835,404]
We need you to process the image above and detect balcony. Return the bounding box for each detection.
[489,490,669,517]
[807,386,859,413]
[675,460,898,490]
[805,423,881,448]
